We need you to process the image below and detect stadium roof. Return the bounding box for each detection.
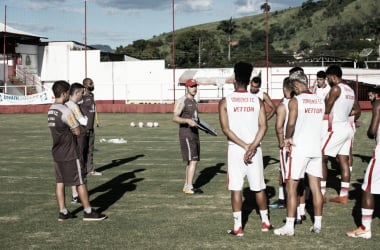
[0,22,47,40]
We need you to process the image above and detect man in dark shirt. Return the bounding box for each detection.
[79,78,101,176]
[48,80,106,221]
[173,79,203,195]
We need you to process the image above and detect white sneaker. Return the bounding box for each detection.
[274,225,294,236]
[310,226,322,234]
[88,171,102,176]
[346,226,371,239]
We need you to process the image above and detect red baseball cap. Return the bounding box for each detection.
[185,79,198,87]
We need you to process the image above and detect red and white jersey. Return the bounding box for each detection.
[226,90,260,145]
[329,83,355,129]
[292,92,325,157]
[315,84,331,100]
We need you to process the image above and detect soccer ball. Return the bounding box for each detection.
[146,122,153,128]
[153,122,159,127]
[138,121,144,128]
[130,122,136,127]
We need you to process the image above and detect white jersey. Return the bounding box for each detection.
[315,84,331,100]
[65,100,88,126]
[329,83,354,129]
[292,92,325,157]
[226,90,260,145]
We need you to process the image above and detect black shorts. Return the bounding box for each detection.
[54,159,86,186]
[179,136,200,162]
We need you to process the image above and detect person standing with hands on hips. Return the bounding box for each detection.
[173,79,203,195]
[80,78,102,176]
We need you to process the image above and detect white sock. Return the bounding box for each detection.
[320,181,327,195]
[259,209,270,224]
[233,211,242,230]
[278,186,285,200]
[314,216,322,229]
[299,203,306,216]
[60,208,68,214]
[297,206,301,220]
[84,207,92,214]
[362,208,374,231]
[340,182,350,196]
[285,217,295,229]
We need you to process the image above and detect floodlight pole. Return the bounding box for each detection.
[172,0,176,103]
[84,0,87,78]
[3,5,6,87]
[265,0,269,93]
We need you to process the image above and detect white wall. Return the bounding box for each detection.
[37,42,380,103]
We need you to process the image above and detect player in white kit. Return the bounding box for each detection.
[219,61,272,237]
[274,71,325,236]
[321,65,361,204]
[313,70,331,100]
[250,76,276,120]
[346,92,380,239]
[270,77,293,210]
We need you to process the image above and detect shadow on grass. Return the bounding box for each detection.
[95,154,145,172]
[326,156,342,195]
[241,185,275,229]
[193,163,226,189]
[263,155,280,170]
[353,153,371,164]
[71,169,145,215]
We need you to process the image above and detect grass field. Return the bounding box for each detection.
[0,112,378,249]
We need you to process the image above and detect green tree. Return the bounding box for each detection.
[260,3,271,12]
[217,17,238,61]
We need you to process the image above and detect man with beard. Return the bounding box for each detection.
[79,78,102,176]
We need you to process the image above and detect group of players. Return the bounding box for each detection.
[47,78,106,221]
[173,62,379,239]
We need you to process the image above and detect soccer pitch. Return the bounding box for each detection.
[0,112,378,249]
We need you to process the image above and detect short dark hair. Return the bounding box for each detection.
[52,80,70,98]
[325,65,342,78]
[251,76,262,87]
[234,61,253,85]
[69,82,84,96]
[368,87,380,94]
[82,77,93,87]
[316,70,326,78]
[283,77,295,98]
[289,66,304,75]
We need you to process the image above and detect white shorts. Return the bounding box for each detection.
[322,124,354,157]
[227,144,266,191]
[286,148,322,180]
[362,146,380,194]
[321,120,328,141]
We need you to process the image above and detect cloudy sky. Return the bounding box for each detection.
[1,0,306,49]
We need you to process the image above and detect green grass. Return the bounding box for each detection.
[0,112,378,249]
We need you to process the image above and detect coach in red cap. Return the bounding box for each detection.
[172,78,203,195]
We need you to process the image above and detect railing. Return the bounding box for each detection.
[0,84,39,96]
[15,66,44,93]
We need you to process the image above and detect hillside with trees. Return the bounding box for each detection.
[114,0,380,68]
